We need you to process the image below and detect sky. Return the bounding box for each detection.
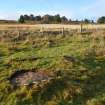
[0,0,105,20]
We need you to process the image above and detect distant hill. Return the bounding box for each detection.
[0,20,17,24]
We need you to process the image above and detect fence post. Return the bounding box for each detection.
[17,30,20,37]
[40,26,44,35]
[62,27,64,35]
[80,24,83,33]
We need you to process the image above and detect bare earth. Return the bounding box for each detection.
[10,70,54,86]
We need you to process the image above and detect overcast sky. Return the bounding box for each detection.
[0,0,105,20]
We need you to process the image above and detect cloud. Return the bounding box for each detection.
[0,0,105,20]
[17,9,74,19]
[0,11,19,20]
[78,0,105,19]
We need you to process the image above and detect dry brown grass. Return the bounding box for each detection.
[0,24,105,31]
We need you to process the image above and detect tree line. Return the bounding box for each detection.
[18,14,70,24]
[18,14,105,24]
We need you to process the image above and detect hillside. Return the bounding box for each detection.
[0,26,105,105]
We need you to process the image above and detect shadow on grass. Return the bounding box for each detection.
[17,53,105,105]
[76,52,105,70]
[81,69,105,104]
[36,79,68,105]
[74,53,105,104]
[16,79,68,105]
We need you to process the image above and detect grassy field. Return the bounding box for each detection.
[0,25,105,105]
[0,24,105,30]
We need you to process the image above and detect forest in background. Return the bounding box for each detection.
[0,14,105,24]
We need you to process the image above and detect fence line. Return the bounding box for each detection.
[0,24,105,34]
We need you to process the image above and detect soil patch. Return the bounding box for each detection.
[9,70,55,86]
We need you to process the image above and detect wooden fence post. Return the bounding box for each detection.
[80,24,83,33]
[62,27,64,35]
[40,26,44,35]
